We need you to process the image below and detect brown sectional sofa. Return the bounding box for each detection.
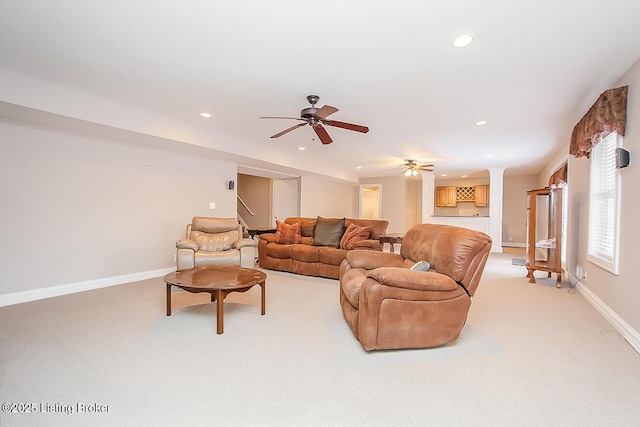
[258,217,389,279]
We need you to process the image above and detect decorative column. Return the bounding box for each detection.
[488,167,504,253]
[420,171,435,223]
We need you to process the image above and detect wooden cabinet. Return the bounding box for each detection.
[526,187,562,288]
[435,186,457,207]
[436,185,489,207]
[474,185,489,207]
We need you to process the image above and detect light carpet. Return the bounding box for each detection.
[1,250,639,426]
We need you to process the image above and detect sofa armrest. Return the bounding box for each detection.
[176,238,199,251]
[234,238,257,249]
[351,239,382,250]
[367,267,459,292]
[259,234,276,244]
[345,250,403,270]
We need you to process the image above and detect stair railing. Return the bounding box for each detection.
[238,195,255,216]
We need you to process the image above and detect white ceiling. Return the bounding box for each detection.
[2,1,640,181]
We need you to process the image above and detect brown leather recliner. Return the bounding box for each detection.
[339,223,492,351]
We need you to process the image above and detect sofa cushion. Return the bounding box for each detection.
[318,247,348,265]
[285,217,317,237]
[340,223,372,250]
[275,220,301,244]
[191,230,238,251]
[266,243,293,259]
[194,249,240,266]
[301,219,317,237]
[400,224,492,287]
[345,218,389,240]
[312,217,346,248]
[292,245,319,262]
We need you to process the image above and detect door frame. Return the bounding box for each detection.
[359,184,382,220]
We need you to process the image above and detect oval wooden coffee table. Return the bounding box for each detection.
[164,266,267,334]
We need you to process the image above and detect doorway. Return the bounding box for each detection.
[359,185,382,220]
[273,178,300,226]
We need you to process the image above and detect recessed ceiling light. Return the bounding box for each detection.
[452,33,473,48]
[462,175,467,178]
[200,112,212,118]
[475,120,487,126]
[441,173,447,177]
[298,146,306,151]
[356,166,362,169]
[485,154,492,158]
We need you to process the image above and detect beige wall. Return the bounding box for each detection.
[502,175,538,246]
[237,173,271,229]
[360,175,408,233]
[299,176,357,219]
[551,58,640,342]
[0,116,237,295]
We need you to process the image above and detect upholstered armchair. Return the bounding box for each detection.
[339,223,492,351]
[176,217,257,270]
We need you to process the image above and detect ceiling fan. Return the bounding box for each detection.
[260,95,369,145]
[402,159,434,177]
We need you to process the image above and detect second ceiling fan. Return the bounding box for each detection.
[402,159,434,176]
[260,95,369,145]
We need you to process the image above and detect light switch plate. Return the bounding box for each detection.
[209,202,216,209]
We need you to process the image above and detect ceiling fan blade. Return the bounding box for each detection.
[418,165,434,170]
[324,120,369,134]
[261,116,305,120]
[313,124,333,145]
[271,123,307,138]
[315,105,339,119]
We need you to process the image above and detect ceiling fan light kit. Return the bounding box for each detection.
[402,159,434,177]
[261,95,369,145]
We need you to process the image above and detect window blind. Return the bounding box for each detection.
[588,132,620,273]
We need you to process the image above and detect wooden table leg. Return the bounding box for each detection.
[260,282,266,315]
[216,289,224,334]
[166,283,172,316]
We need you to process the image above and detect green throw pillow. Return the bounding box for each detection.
[312,217,346,248]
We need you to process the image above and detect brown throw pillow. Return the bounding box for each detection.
[274,220,301,244]
[340,223,372,250]
[300,218,317,237]
[312,217,346,248]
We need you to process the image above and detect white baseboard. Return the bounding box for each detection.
[569,273,640,355]
[502,242,526,248]
[0,267,175,307]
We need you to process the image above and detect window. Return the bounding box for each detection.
[561,184,568,267]
[588,132,621,274]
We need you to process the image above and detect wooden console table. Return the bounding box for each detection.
[247,228,276,239]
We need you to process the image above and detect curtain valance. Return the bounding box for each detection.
[549,162,567,188]
[569,85,628,158]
